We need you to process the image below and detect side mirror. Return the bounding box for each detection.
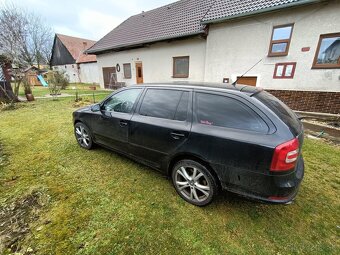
[91,104,101,112]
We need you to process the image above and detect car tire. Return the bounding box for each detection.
[74,122,93,150]
[172,160,218,206]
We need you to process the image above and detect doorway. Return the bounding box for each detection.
[236,76,257,86]
[135,62,144,84]
[102,67,116,89]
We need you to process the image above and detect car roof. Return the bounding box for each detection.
[129,82,262,96]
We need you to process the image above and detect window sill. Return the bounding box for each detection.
[311,65,340,69]
[273,77,294,79]
[172,75,189,78]
[268,53,288,57]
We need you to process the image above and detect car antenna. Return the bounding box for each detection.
[232,58,263,86]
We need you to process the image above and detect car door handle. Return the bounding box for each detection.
[119,121,128,127]
[170,132,185,140]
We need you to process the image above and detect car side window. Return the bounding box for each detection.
[196,93,268,133]
[102,89,142,113]
[174,92,189,121]
[140,89,188,120]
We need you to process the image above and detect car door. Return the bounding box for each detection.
[91,88,143,152]
[129,87,192,168]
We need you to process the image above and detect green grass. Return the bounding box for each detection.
[14,83,110,98]
[0,98,339,255]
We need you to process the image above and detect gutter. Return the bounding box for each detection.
[86,31,205,55]
[201,0,325,24]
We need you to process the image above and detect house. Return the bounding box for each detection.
[50,34,99,84]
[87,0,340,114]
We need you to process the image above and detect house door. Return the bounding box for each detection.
[135,62,144,84]
[102,67,116,89]
[236,76,257,86]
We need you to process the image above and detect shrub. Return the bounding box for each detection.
[49,71,70,90]
[48,71,70,98]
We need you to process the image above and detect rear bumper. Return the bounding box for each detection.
[222,156,305,204]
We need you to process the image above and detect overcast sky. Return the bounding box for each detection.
[0,0,177,40]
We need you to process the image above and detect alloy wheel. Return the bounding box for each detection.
[75,125,90,148]
[175,166,211,203]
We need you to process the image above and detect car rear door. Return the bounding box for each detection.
[128,87,192,168]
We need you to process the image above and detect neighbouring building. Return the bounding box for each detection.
[51,34,99,84]
[87,0,340,114]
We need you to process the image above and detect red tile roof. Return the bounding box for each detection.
[56,34,97,63]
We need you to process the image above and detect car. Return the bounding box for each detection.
[73,83,304,206]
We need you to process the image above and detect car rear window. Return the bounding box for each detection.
[140,89,189,120]
[196,93,268,133]
[254,91,302,135]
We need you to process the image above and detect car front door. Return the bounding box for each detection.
[91,88,143,152]
[129,88,192,169]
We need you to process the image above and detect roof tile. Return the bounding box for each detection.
[88,0,315,54]
[87,0,215,54]
[202,0,303,22]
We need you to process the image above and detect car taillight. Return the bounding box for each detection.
[270,138,299,172]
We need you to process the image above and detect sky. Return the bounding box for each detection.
[0,0,177,41]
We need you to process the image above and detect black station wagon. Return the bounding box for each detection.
[73,83,304,206]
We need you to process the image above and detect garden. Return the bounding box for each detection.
[0,97,339,255]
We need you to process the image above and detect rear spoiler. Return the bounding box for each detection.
[239,85,264,97]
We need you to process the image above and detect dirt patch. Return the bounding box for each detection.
[0,191,49,254]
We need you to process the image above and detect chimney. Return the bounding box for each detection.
[83,41,88,50]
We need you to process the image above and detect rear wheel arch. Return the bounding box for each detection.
[168,153,221,189]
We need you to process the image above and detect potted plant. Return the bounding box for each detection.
[23,78,34,101]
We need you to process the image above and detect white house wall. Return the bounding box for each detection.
[79,62,99,84]
[96,38,206,88]
[53,64,79,83]
[53,63,99,84]
[204,1,340,92]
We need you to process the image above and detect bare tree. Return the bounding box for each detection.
[0,2,54,98]
[29,14,54,68]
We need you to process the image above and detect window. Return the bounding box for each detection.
[173,56,189,78]
[123,63,132,79]
[174,92,189,121]
[268,24,294,57]
[196,93,268,133]
[273,62,296,79]
[312,33,340,69]
[102,89,142,113]
[140,89,188,120]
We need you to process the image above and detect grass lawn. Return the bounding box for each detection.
[14,83,110,98]
[0,98,339,255]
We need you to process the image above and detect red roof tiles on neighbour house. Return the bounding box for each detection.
[56,34,97,63]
